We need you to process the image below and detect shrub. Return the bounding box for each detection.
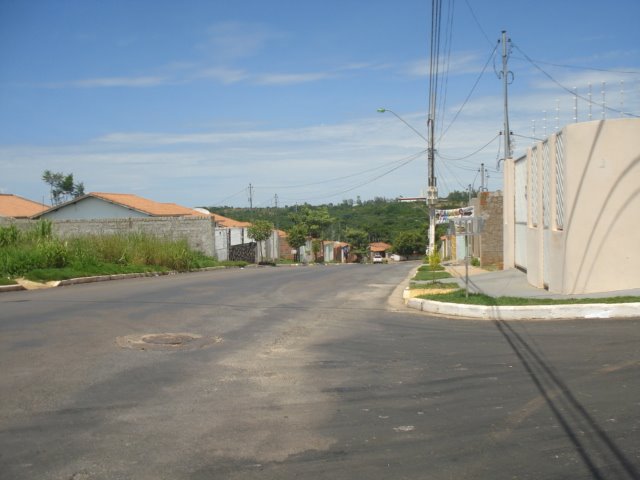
[0,224,20,247]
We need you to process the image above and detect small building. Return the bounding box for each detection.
[0,194,49,219]
[34,192,204,220]
[369,241,392,260]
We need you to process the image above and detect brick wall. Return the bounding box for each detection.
[478,192,503,268]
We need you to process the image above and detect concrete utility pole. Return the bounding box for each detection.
[427,117,437,256]
[248,183,254,209]
[480,163,485,192]
[500,30,512,165]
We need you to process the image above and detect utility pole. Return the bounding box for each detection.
[480,163,485,192]
[273,194,279,230]
[248,183,254,209]
[500,30,512,167]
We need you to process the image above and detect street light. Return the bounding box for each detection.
[377,108,428,142]
[378,107,437,256]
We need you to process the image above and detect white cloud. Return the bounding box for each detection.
[196,66,249,85]
[201,21,286,60]
[254,72,335,85]
[69,76,168,88]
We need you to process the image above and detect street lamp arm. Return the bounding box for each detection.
[377,108,428,143]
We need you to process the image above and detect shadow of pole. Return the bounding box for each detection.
[493,319,639,479]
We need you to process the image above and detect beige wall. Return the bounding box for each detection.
[503,118,640,294]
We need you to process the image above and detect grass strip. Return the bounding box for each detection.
[409,281,457,290]
[413,270,452,281]
[24,264,168,283]
[417,289,640,306]
[417,264,445,272]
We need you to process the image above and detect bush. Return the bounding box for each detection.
[0,231,222,279]
[0,224,20,247]
[428,251,441,269]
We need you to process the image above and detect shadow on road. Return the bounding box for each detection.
[493,319,639,479]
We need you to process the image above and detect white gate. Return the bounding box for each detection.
[514,155,528,270]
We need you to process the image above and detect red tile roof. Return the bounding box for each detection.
[369,242,392,252]
[0,194,49,218]
[90,193,205,217]
[210,213,252,228]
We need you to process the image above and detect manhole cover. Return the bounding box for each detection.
[116,332,222,351]
[141,333,196,345]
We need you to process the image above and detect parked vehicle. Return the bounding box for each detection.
[373,253,383,264]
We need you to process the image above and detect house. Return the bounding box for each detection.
[503,118,640,294]
[34,192,205,220]
[369,242,392,260]
[0,194,49,219]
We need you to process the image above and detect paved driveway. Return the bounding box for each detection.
[1,263,639,479]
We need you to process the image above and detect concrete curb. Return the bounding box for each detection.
[53,271,171,287]
[406,296,640,320]
[0,284,26,293]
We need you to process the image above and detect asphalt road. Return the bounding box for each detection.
[1,263,639,480]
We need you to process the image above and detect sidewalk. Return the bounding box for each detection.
[442,265,640,300]
[406,264,640,320]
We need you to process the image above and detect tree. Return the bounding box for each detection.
[289,206,334,239]
[344,228,369,262]
[393,230,425,256]
[247,220,274,263]
[286,224,308,262]
[42,170,85,205]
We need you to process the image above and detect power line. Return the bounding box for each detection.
[510,56,640,75]
[437,132,500,161]
[463,0,493,47]
[213,186,248,206]
[279,149,425,203]
[513,44,640,118]
[437,42,499,143]
[257,149,427,190]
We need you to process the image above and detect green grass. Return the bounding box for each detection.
[24,263,168,283]
[417,264,445,272]
[0,277,17,286]
[409,281,457,290]
[417,289,640,305]
[413,270,452,281]
[0,223,247,283]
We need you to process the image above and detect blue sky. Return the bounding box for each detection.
[1,0,639,208]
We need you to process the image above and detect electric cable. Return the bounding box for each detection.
[437,132,500,161]
[513,44,640,118]
[256,149,426,190]
[278,149,426,203]
[463,0,494,48]
[510,56,640,75]
[437,42,499,144]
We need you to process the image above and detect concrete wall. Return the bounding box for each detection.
[1,217,216,257]
[53,216,216,257]
[503,118,640,294]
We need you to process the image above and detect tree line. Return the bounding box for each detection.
[209,193,470,258]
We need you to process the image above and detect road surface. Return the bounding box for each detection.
[1,263,639,479]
